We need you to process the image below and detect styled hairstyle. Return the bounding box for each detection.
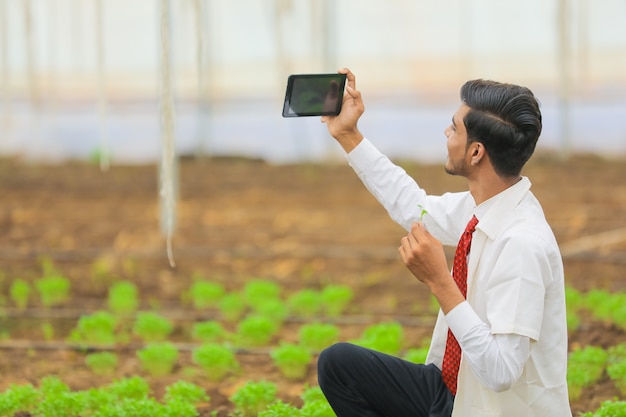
[460,80,542,177]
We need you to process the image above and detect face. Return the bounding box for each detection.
[444,104,471,177]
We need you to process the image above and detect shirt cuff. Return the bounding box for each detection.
[345,137,380,173]
[445,300,485,340]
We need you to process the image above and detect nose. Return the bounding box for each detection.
[444,125,452,137]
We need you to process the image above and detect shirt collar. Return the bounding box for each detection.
[472,176,532,239]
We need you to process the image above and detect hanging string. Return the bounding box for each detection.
[0,0,10,130]
[95,0,109,171]
[160,0,176,268]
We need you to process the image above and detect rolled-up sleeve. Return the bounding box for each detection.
[446,301,531,392]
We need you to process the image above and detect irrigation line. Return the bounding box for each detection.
[0,339,273,355]
[0,246,623,263]
[0,306,437,327]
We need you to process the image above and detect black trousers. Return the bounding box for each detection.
[318,342,454,417]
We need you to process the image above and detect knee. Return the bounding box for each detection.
[318,342,360,377]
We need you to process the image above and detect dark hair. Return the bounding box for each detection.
[460,80,542,177]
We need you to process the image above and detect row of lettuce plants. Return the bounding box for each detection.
[0,376,336,417]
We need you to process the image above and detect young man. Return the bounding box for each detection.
[317,68,571,417]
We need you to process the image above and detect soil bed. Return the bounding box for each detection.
[1,154,625,415]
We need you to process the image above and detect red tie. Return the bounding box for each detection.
[441,215,479,395]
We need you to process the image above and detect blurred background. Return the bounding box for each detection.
[1,0,625,165]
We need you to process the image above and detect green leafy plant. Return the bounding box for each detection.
[271,343,312,380]
[258,400,299,417]
[353,322,405,356]
[192,320,227,343]
[105,376,151,400]
[579,400,626,417]
[188,280,225,310]
[69,311,118,346]
[607,357,626,395]
[192,343,239,381]
[137,342,179,376]
[9,279,31,309]
[35,275,71,307]
[0,383,39,415]
[85,351,119,376]
[252,298,290,323]
[35,391,87,417]
[298,323,340,352]
[288,289,322,318]
[236,316,279,347]
[321,284,354,317]
[219,293,247,322]
[567,345,609,401]
[243,279,282,306]
[107,281,139,316]
[132,311,173,342]
[417,204,428,220]
[229,380,278,417]
[163,380,210,405]
[404,347,429,364]
[300,386,335,417]
[92,398,164,417]
[41,322,54,341]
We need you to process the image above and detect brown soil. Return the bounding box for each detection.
[1,153,625,416]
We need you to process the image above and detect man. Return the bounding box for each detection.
[317,68,571,417]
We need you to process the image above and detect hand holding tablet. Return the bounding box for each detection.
[282,73,347,117]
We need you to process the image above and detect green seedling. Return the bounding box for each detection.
[9,279,31,309]
[0,383,39,415]
[69,311,118,346]
[353,322,404,356]
[404,347,429,364]
[252,298,289,323]
[258,400,299,417]
[105,376,151,400]
[219,293,247,322]
[288,289,322,318]
[321,284,354,317]
[567,345,609,401]
[107,281,139,316]
[300,386,337,416]
[85,351,119,376]
[93,398,164,417]
[188,280,225,310]
[41,322,54,341]
[579,400,626,417]
[137,342,179,376]
[35,391,86,417]
[300,399,336,417]
[607,357,626,396]
[271,343,312,380]
[229,380,278,417]
[236,316,278,347]
[417,204,428,220]
[192,343,239,381]
[298,323,340,352]
[163,380,210,405]
[192,320,227,343]
[162,398,198,417]
[243,279,282,306]
[132,311,173,342]
[35,275,71,307]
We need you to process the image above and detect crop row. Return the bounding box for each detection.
[567,343,626,402]
[0,376,335,417]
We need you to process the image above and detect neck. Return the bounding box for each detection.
[468,173,522,205]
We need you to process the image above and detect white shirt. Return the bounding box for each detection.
[347,138,571,417]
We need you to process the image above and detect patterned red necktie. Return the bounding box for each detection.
[441,215,479,396]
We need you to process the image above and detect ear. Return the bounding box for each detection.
[469,142,486,166]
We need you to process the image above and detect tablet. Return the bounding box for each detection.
[282,73,347,117]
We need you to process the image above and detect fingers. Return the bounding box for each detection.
[338,67,356,91]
